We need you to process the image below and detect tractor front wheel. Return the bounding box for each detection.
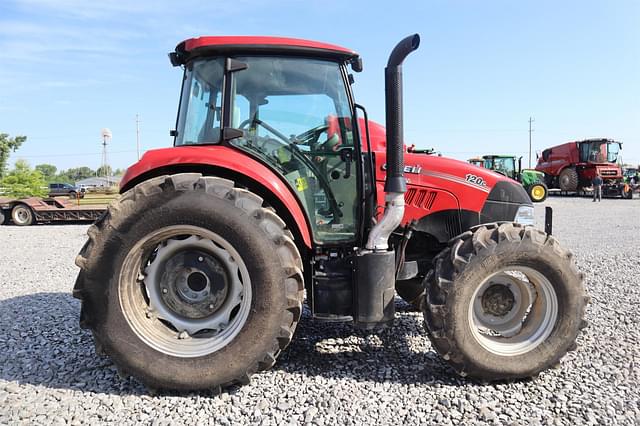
[527,183,548,202]
[73,173,304,391]
[424,223,588,381]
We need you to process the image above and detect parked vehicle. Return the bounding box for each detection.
[73,34,587,391]
[48,183,85,198]
[469,155,548,202]
[535,139,632,198]
[0,197,105,226]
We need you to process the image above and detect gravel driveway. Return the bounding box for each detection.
[1,197,639,425]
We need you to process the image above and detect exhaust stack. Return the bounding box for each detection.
[366,34,420,251]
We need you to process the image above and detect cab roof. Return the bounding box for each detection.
[171,36,359,65]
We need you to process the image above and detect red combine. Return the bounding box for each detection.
[535,138,632,198]
[73,35,587,391]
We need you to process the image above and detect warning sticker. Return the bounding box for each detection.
[295,177,308,191]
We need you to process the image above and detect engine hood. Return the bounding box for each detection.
[365,118,529,210]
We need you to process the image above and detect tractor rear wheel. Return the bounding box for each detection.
[73,173,304,391]
[527,183,548,202]
[424,223,588,381]
[558,168,578,191]
[11,204,33,226]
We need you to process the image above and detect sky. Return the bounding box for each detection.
[1,0,638,172]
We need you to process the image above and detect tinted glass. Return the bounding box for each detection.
[175,59,224,145]
[230,56,358,242]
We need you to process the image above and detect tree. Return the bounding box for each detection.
[0,133,27,178]
[96,165,113,177]
[0,159,46,198]
[58,166,95,182]
[35,164,57,182]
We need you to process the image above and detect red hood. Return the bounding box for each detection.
[363,118,516,215]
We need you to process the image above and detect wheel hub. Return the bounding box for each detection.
[143,235,245,335]
[158,249,229,320]
[469,268,558,356]
[481,284,515,317]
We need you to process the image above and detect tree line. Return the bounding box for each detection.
[0,132,123,198]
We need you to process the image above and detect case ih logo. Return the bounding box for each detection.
[381,164,422,174]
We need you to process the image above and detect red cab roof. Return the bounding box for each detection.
[173,36,358,64]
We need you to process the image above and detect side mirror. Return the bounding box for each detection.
[351,57,363,73]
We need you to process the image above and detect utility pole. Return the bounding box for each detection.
[528,117,535,168]
[101,128,112,186]
[135,114,141,161]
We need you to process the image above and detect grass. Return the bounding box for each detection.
[74,193,120,206]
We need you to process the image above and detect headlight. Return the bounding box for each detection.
[514,205,535,226]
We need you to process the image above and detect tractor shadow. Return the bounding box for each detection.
[275,301,468,386]
[0,292,474,396]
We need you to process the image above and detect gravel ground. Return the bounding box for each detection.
[1,197,639,425]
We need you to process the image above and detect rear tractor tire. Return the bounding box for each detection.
[558,168,578,192]
[424,223,588,381]
[11,204,33,226]
[73,173,305,391]
[527,183,548,203]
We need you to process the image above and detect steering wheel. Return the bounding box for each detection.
[293,124,329,147]
[237,118,343,221]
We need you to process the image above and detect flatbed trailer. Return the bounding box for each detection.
[0,196,106,226]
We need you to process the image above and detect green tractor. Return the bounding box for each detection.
[469,155,548,202]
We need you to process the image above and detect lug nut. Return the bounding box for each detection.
[198,256,204,262]
[178,331,189,340]
[162,288,168,294]
[209,304,215,310]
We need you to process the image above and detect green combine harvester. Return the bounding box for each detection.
[469,155,548,202]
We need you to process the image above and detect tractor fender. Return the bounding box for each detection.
[120,146,313,248]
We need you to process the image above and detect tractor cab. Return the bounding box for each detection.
[171,37,363,244]
[468,157,484,168]
[481,155,520,180]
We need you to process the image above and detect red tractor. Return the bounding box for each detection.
[535,138,632,198]
[74,35,587,391]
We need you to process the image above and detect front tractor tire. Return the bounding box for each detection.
[424,223,588,381]
[527,182,548,202]
[73,173,304,391]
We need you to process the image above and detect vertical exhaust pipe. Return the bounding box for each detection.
[366,34,420,251]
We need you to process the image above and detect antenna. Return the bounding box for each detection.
[101,128,112,186]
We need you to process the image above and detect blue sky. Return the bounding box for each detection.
[1,0,638,171]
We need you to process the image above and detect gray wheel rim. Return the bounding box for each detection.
[13,207,31,225]
[468,266,558,356]
[119,225,252,358]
